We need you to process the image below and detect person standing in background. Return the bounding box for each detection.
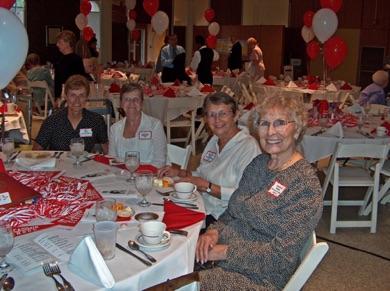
[228,35,242,71]
[161,34,185,82]
[155,35,169,75]
[190,35,220,85]
[247,37,265,81]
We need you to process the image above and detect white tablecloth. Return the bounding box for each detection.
[2,112,29,143]
[1,152,205,290]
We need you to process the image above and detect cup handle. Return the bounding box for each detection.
[161,231,171,242]
[192,185,197,193]
[385,129,389,134]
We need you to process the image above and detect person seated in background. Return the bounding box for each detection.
[83,58,97,83]
[195,94,323,290]
[158,92,260,226]
[6,69,28,93]
[90,57,103,84]
[88,35,99,58]
[26,53,55,109]
[33,75,108,153]
[108,83,167,168]
[358,70,389,106]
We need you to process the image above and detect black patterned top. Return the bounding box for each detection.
[199,154,323,290]
[35,108,108,152]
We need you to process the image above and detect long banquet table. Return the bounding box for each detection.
[0,152,205,290]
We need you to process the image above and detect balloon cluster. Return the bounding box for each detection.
[125,0,140,41]
[75,0,95,42]
[302,0,347,70]
[204,9,219,49]
[140,0,169,36]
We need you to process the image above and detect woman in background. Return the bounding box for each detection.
[247,37,265,81]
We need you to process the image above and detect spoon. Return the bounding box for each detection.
[3,277,15,291]
[128,240,157,263]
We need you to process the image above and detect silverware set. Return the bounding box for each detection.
[42,261,74,291]
[357,131,375,139]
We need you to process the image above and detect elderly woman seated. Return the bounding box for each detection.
[358,70,389,106]
[108,83,167,168]
[158,92,260,226]
[33,75,108,153]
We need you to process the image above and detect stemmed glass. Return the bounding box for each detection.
[0,221,14,274]
[2,138,15,166]
[70,138,85,167]
[124,151,140,183]
[319,111,329,133]
[356,114,366,133]
[363,102,371,117]
[135,170,154,207]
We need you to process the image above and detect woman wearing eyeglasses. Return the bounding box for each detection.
[158,92,260,226]
[194,94,323,290]
[33,75,108,153]
[108,83,167,168]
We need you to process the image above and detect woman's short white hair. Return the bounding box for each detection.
[372,70,389,85]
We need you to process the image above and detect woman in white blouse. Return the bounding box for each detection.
[108,83,167,168]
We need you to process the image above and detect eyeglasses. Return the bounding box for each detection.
[67,93,88,100]
[123,97,140,103]
[206,110,232,119]
[256,119,295,130]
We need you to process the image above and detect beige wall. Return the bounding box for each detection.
[242,0,289,26]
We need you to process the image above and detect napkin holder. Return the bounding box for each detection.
[68,236,115,288]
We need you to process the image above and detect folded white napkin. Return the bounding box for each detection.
[16,157,56,170]
[68,236,115,288]
[326,121,344,138]
[256,76,267,84]
[188,87,203,96]
[287,81,298,88]
[326,83,337,92]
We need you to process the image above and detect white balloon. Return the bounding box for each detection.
[126,0,136,10]
[0,8,29,90]
[126,19,136,31]
[151,11,169,36]
[301,26,315,43]
[75,13,88,31]
[312,8,338,43]
[208,22,220,36]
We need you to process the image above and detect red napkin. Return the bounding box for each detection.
[162,201,205,231]
[0,104,21,113]
[173,79,181,86]
[109,83,121,93]
[318,100,329,114]
[308,83,318,90]
[151,76,159,85]
[0,159,5,173]
[93,156,158,173]
[263,79,276,86]
[230,72,236,77]
[112,71,123,78]
[371,122,390,135]
[200,84,215,93]
[163,87,176,97]
[116,216,132,222]
[244,102,254,110]
[340,83,352,90]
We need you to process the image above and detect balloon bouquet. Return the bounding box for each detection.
[75,0,95,43]
[302,0,347,83]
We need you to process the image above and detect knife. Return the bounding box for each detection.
[151,203,199,210]
[0,274,7,289]
[116,243,152,266]
[169,230,188,236]
[10,151,21,161]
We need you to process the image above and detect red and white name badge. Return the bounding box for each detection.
[80,128,92,137]
[139,131,152,140]
[268,180,287,198]
[203,151,216,162]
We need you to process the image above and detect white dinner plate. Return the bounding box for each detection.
[135,233,171,250]
[169,192,198,202]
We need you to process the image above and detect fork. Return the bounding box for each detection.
[48,261,75,291]
[42,262,66,291]
[155,189,175,196]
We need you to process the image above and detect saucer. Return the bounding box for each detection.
[134,212,159,222]
[135,233,171,250]
[169,192,198,202]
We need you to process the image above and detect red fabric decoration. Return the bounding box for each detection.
[340,83,352,90]
[109,83,121,93]
[318,100,329,114]
[151,76,159,85]
[0,104,20,113]
[162,201,205,230]
[200,84,215,92]
[173,79,181,86]
[263,79,276,86]
[243,103,254,110]
[308,83,318,90]
[163,87,176,97]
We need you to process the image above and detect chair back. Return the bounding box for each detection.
[283,232,329,291]
[27,80,55,119]
[15,90,33,142]
[167,144,192,170]
[86,98,112,136]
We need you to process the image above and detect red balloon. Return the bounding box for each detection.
[206,35,217,49]
[80,0,92,16]
[306,41,320,60]
[204,8,215,22]
[129,10,137,20]
[0,0,15,9]
[324,36,348,69]
[320,0,343,13]
[83,26,94,42]
[143,0,159,17]
[132,30,140,41]
[303,11,315,28]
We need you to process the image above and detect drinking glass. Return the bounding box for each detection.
[0,221,14,274]
[135,170,154,207]
[319,112,329,132]
[363,102,371,117]
[2,138,15,166]
[124,151,140,183]
[70,138,85,167]
[356,114,365,133]
[95,198,117,222]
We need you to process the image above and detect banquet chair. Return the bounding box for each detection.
[321,143,389,233]
[220,85,234,97]
[15,89,33,143]
[167,144,192,170]
[283,232,329,291]
[27,80,55,120]
[239,82,256,106]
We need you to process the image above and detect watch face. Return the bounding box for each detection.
[206,188,211,193]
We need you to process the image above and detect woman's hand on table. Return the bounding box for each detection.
[157,165,179,178]
[196,229,222,264]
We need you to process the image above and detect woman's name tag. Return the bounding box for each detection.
[80,128,92,137]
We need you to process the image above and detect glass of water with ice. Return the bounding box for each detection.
[95,198,117,222]
[70,138,85,167]
[2,138,15,166]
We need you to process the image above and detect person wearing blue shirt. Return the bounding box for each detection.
[358,70,389,106]
[160,34,185,82]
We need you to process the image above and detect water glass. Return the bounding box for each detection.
[2,138,15,166]
[356,114,365,133]
[319,112,329,132]
[70,138,85,167]
[0,221,14,274]
[124,151,140,183]
[93,221,117,260]
[136,170,154,207]
[95,198,117,222]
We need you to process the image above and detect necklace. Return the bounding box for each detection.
[269,151,300,172]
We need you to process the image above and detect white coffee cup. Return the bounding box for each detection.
[6,103,16,113]
[376,126,388,136]
[174,182,197,199]
[139,221,170,245]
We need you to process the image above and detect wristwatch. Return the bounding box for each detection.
[206,182,212,193]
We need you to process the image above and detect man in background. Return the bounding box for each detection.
[228,35,242,71]
[160,34,185,82]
